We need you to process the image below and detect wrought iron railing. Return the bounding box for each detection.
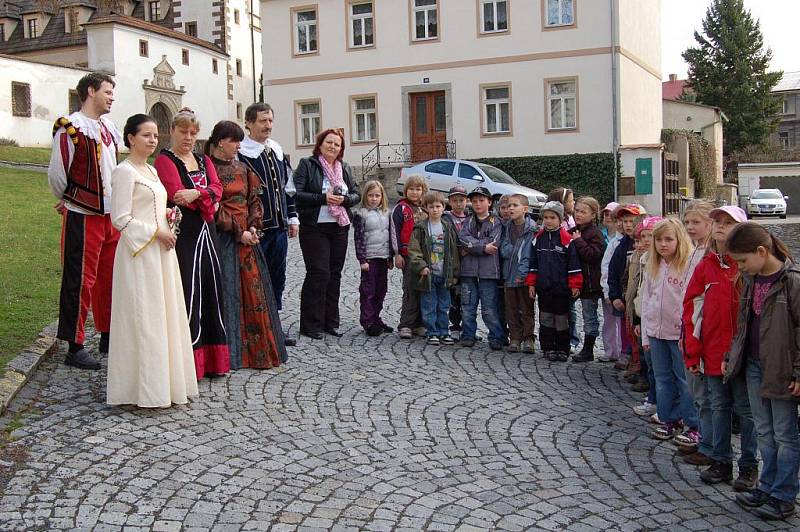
[361,140,456,177]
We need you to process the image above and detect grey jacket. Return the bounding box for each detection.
[459,213,502,279]
[724,260,800,401]
[499,217,537,287]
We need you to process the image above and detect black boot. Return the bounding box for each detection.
[572,335,596,363]
[99,332,110,355]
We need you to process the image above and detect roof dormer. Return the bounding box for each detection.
[0,1,21,42]
[20,5,54,39]
[62,5,94,34]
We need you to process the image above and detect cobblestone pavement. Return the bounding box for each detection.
[1,238,799,531]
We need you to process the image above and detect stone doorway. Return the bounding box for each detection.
[150,102,171,153]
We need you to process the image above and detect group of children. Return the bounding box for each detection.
[352,176,800,520]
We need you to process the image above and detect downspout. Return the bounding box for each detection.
[250,0,257,101]
[610,0,619,201]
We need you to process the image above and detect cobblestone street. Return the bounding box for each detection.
[1,238,798,531]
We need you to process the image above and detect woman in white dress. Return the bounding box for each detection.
[107,114,198,407]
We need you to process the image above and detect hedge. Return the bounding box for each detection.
[472,152,619,206]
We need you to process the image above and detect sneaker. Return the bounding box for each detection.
[427,336,440,346]
[631,380,650,393]
[674,429,700,449]
[521,339,536,353]
[399,327,413,339]
[614,360,628,371]
[633,400,656,417]
[754,497,796,520]
[64,348,101,370]
[596,354,616,363]
[733,466,759,492]
[651,422,683,441]
[649,413,663,425]
[489,341,503,351]
[440,335,455,346]
[700,461,733,484]
[506,341,521,353]
[683,451,713,466]
[735,489,771,509]
[460,338,476,347]
[413,327,428,337]
[365,325,383,337]
[380,323,394,333]
[556,351,570,362]
[544,350,557,361]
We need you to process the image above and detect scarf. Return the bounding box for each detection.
[319,157,350,226]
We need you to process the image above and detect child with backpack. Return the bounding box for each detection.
[725,223,800,521]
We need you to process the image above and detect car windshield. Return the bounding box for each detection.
[477,164,518,185]
[752,190,783,199]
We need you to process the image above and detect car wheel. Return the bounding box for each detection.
[780,214,787,219]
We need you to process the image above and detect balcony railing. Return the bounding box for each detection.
[361,140,456,177]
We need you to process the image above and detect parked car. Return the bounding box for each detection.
[746,188,788,219]
[397,159,547,215]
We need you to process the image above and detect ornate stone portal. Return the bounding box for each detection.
[142,56,186,150]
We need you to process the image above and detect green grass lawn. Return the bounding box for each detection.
[0,168,62,370]
[0,146,52,165]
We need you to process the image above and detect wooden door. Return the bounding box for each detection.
[663,152,680,216]
[410,91,447,162]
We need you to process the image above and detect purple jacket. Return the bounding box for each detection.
[459,213,502,279]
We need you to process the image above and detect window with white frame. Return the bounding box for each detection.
[294,7,318,54]
[547,79,577,130]
[483,85,510,134]
[349,1,374,48]
[782,98,790,114]
[148,1,161,21]
[413,0,438,41]
[545,0,574,27]
[352,96,377,142]
[481,0,508,33]
[779,132,790,150]
[297,101,321,146]
[26,17,38,38]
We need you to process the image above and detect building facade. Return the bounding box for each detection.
[261,0,664,211]
[772,71,800,151]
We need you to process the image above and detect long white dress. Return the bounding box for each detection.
[107,160,199,407]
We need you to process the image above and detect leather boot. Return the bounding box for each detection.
[572,335,596,362]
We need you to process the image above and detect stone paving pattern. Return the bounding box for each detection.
[1,238,799,531]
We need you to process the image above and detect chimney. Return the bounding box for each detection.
[669,74,678,82]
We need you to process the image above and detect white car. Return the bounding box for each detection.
[747,188,788,219]
[397,159,547,214]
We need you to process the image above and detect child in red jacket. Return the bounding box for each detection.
[683,206,757,490]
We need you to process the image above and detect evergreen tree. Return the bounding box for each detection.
[683,0,782,154]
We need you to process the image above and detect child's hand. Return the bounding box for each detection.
[528,286,536,300]
[688,364,701,376]
[360,263,370,272]
[572,229,581,239]
[634,324,641,338]
[420,267,430,277]
[485,242,498,255]
[394,255,405,269]
[571,288,580,298]
[613,299,625,311]
[642,344,650,352]
[789,380,800,397]
[721,360,728,374]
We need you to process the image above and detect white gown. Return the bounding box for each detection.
[107,160,199,407]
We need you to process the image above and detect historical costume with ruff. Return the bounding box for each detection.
[154,150,230,379]
[107,160,198,407]
[211,155,288,369]
[47,111,122,362]
[237,136,298,309]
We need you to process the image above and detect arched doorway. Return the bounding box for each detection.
[150,102,171,153]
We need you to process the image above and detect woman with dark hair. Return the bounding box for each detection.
[107,114,198,407]
[206,121,287,369]
[154,108,230,379]
[293,128,360,339]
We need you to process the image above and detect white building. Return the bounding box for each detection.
[261,0,665,212]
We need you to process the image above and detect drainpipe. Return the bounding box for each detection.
[250,0,257,102]
[610,0,619,201]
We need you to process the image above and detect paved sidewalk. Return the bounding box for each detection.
[0,239,798,531]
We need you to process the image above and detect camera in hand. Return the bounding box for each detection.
[333,186,343,196]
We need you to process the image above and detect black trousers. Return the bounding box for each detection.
[538,294,571,352]
[299,222,350,333]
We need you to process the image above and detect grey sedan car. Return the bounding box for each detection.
[397,159,547,214]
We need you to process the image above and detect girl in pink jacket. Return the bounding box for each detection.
[640,219,699,441]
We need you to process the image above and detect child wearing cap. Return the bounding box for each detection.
[445,186,469,333]
[682,206,758,490]
[391,175,429,339]
[526,201,583,361]
[458,187,506,350]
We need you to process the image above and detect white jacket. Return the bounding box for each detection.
[600,233,622,299]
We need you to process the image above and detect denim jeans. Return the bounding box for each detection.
[569,299,580,347]
[746,359,800,502]
[258,228,288,310]
[707,374,758,467]
[648,337,699,428]
[460,277,505,344]
[420,275,451,337]
[642,347,657,405]
[580,298,600,337]
[686,372,714,457]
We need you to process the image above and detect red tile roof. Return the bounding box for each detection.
[663,78,690,100]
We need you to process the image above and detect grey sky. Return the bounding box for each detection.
[661,0,799,81]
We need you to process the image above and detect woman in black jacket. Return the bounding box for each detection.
[569,196,607,362]
[293,129,360,339]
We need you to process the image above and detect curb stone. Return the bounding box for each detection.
[0,322,58,416]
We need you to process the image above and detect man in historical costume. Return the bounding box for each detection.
[238,102,299,345]
[48,72,123,370]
